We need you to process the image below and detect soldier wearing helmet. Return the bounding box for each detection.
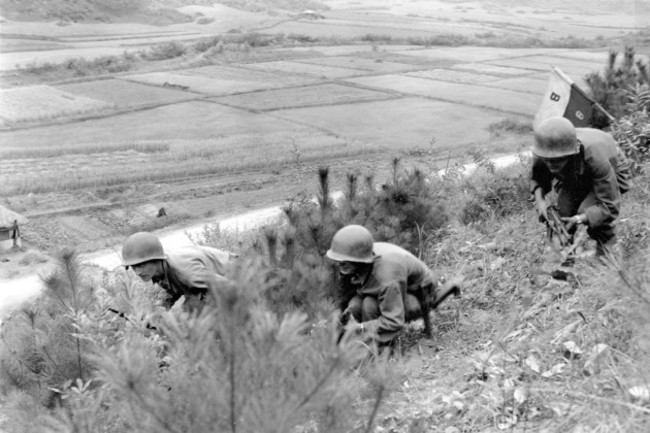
[531,117,631,257]
[122,232,233,310]
[326,225,448,344]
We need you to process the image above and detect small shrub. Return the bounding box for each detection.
[18,250,49,266]
[460,161,531,225]
[488,118,533,137]
[0,250,97,408]
[196,16,215,25]
[609,109,650,173]
[586,46,650,125]
[361,34,393,43]
[142,41,187,61]
[287,33,319,43]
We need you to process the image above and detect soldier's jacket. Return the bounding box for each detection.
[356,242,439,338]
[152,245,233,309]
[530,127,632,228]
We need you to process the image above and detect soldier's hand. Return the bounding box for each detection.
[344,315,364,335]
[535,198,549,222]
[561,214,586,231]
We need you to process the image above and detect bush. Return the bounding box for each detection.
[609,109,650,173]
[459,160,532,226]
[0,250,97,412]
[487,118,533,137]
[0,246,388,432]
[285,160,449,260]
[142,41,187,61]
[586,46,650,126]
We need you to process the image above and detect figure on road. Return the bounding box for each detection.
[530,117,631,258]
[122,232,234,310]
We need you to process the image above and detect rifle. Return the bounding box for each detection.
[545,205,572,248]
[107,308,158,331]
[418,278,462,337]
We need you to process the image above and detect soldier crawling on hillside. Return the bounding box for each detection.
[326,225,461,346]
[530,117,632,259]
[121,231,235,311]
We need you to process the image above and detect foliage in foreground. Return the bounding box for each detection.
[0,254,389,433]
[1,160,649,433]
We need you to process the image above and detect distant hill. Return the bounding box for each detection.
[0,0,328,24]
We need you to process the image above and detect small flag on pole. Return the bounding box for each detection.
[534,67,612,129]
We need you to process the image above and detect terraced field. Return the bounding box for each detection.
[213,83,395,111]
[0,85,114,126]
[0,0,644,256]
[56,79,196,108]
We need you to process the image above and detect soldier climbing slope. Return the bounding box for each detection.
[122,232,234,311]
[530,117,632,258]
[326,225,461,345]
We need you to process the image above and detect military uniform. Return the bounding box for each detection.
[152,245,232,309]
[345,242,439,343]
[530,127,631,252]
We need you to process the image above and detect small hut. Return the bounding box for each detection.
[0,205,28,250]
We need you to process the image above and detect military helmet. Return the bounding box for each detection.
[532,117,579,158]
[326,225,375,263]
[122,232,167,268]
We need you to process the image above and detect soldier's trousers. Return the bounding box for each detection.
[347,293,422,343]
[557,189,616,254]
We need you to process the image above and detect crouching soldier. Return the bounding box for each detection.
[326,225,460,345]
[531,117,632,258]
[122,232,234,311]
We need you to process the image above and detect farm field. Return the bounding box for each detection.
[0,0,647,268]
[242,60,370,79]
[0,41,625,257]
[0,85,114,126]
[345,74,541,115]
[56,79,197,108]
[0,2,649,433]
[212,83,395,111]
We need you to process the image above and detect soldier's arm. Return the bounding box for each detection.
[363,282,406,336]
[183,256,231,293]
[530,156,552,197]
[584,156,621,227]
